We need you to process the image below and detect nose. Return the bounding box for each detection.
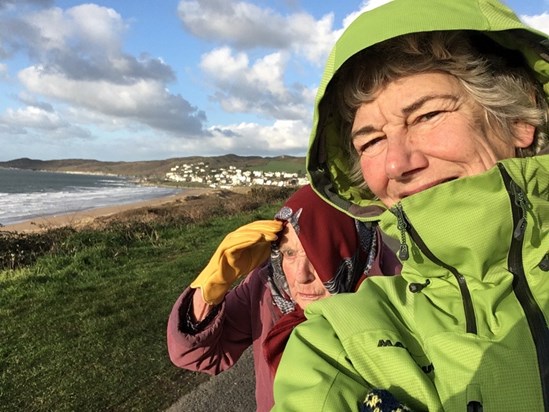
[294,256,316,284]
[384,130,428,180]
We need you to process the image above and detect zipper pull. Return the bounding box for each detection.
[392,203,409,261]
[409,279,430,293]
[510,181,528,240]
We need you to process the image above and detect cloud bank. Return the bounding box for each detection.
[0,0,546,160]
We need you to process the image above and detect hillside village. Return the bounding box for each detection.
[164,161,309,189]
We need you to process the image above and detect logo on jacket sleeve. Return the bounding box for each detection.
[377,339,434,374]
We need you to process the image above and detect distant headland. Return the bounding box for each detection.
[0,154,308,189]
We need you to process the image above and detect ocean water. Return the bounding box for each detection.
[0,168,181,226]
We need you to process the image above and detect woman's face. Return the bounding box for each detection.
[351,72,534,208]
[279,224,330,309]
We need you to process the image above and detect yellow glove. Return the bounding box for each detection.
[190,220,283,305]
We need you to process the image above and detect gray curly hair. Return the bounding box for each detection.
[333,31,549,190]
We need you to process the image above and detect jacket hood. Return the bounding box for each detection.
[307,0,549,218]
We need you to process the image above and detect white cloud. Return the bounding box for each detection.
[65,4,126,53]
[22,4,126,55]
[0,0,349,161]
[521,12,549,34]
[178,0,340,65]
[286,12,339,65]
[18,65,206,134]
[0,2,208,141]
[76,118,310,160]
[3,105,64,130]
[0,0,52,9]
[342,0,393,28]
[199,47,293,108]
[114,118,310,159]
[15,0,549,163]
[0,63,8,79]
[0,105,93,145]
[200,47,313,120]
[200,47,249,80]
[177,0,395,142]
[246,53,287,98]
[178,0,291,49]
[204,119,310,154]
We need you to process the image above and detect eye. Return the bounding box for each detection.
[416,110,443,123]
[281,249,296,259]
[355,136,386,157]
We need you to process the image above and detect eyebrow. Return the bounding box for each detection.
[350,94,458,141]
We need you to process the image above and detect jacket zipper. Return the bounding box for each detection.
[392,203,477,334]
[498,164,549,410]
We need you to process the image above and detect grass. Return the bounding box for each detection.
[0,187,295,412]
[260,158,304,174]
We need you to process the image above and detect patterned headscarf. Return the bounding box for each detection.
[263,184,377,376]
[267,184,376,314]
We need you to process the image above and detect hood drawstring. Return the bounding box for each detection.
[393,203,409,261]
[510,180,528,241]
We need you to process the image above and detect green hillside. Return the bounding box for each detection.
[0,154,306,179]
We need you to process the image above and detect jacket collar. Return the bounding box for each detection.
[371,155,548,281]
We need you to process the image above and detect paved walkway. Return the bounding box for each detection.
[166,347,256,412]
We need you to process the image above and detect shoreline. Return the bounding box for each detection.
[0,187,215,233]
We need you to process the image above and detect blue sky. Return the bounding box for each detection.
[0,0,547,161]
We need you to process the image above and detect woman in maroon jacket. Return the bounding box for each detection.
[166,185,400,411]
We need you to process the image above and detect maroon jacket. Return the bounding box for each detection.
[166,229,401,412]
[167,263,279,411]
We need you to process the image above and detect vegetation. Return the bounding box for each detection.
[0,154,305,180]
[253,158,304,174]
[0,186,296,412]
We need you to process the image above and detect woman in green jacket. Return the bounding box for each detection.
[272,0,549,411]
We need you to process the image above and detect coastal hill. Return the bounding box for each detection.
[0,154,306,180]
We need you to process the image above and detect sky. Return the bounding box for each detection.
[0,0,548,162]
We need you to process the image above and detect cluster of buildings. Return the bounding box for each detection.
[164,162,308,189]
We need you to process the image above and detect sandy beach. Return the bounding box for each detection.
[0,187,215,233]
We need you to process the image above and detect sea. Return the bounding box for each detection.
[0,168,182,226]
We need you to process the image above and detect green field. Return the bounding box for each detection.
[256,158,305,174]
[0,188,292,412]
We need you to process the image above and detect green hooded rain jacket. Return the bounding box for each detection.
[272,0,549,410]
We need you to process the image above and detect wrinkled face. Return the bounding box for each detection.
[351,72,534,208]
[279,224,330,309]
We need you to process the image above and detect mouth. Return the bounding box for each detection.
[297,293,324,301]
[399,177,458,199]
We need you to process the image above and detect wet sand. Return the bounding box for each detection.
[1,187,215,233]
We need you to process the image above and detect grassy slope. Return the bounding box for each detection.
[0,188,292,411]
[0,154,306,179]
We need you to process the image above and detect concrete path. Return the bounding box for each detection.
[166,347,257,412]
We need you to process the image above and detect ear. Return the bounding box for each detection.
[513,121,535,148]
